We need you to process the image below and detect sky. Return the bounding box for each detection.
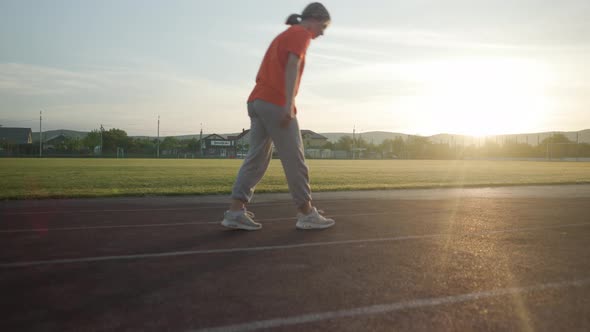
[1,0,589,137]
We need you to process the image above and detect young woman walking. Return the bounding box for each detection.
[222,3,335,231]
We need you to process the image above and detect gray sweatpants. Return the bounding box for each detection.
[231,99,312,207]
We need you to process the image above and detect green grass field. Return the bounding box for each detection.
[1,158,589,200]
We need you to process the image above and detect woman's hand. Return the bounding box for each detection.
[280,105,295,128]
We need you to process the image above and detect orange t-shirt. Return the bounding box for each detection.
[247,25,313,112]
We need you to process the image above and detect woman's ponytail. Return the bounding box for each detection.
[285,13,302,25]
[286,3,330,25]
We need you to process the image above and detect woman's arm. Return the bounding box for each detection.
[281,52,302,128]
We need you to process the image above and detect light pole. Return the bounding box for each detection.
[157,115,160,158]
[39,111,42,158]
[100,124,104,156]
[199,123,203,157]
[576,131,580,161]
[352,125,355,160]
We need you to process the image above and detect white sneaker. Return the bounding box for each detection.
[221,209,262,231]
[296,207,335,230]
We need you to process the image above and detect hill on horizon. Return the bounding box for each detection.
[32,129,87,142]
[320,131,408,144]
[26,128,590,145]
[321,130,590,146]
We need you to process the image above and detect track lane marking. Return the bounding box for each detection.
[0,198,378,216]
[0,212,389,233]
[0,202,291,215]
[1,222,589,268]
[191,278,590,332]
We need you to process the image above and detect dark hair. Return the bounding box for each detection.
[285,14,302,25]
[285,2,331,25]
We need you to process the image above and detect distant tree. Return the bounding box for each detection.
[55,136,82,152]
[102,128,130,153]
[500,140,536,158]
[379,138,404,157]
[334,136,353,151]
[541,133,572,145]
[82,130,101,152]
[579,143,590,157]
[69,137,83,152]
[186,138,200,152]
[480,140,501,158]
[322,141,334,150]
[405,135,431,159]
[430,142,453,159]
[540,133,577,159]
[128,137,156,155]
[176,139,192,153]
[355,136,368,149]
[160,137,179,154]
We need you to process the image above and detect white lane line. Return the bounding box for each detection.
[1,222,589,268]
[0,234,443,268]
[190,278,590,332]
[0,212,390,233]
[0,195,463,216]
[2,200,356,216]
[0,221,219,233]
[3,206,243,216]
[0,202,290,216]
[2,207,217,215]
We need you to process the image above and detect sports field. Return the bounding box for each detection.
[1,158,589,199]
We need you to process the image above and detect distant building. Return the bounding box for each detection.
[201,134,232,157]
[301,130,328,148]
[200,129,327,158]
[0,127,33,144]
[230,129,250,158]
[45,134,69,150]
[0,127,33,156]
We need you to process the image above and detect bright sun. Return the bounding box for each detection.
[409,58,553,136]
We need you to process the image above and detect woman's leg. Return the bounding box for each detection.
[230,102,273,208]
[251,100,312,212]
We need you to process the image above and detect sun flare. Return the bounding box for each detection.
[407,58,554,136]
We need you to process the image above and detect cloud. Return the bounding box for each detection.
[0,61,248,103]
[327,25,590,53]
[308,52,367,66]
[210,40,265,58]
[0,62,252,134]
[0,63,104,95]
